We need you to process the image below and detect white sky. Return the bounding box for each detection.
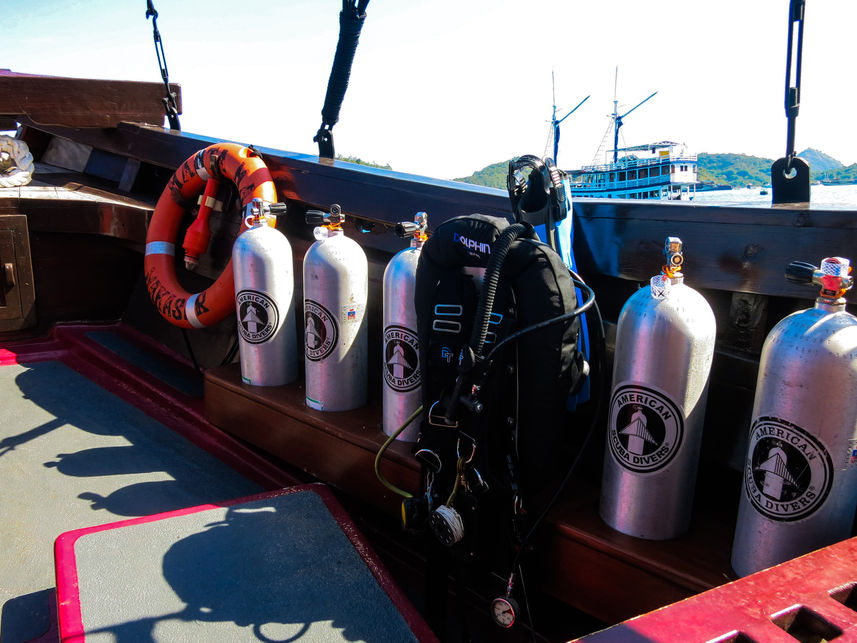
[5,0,855,180]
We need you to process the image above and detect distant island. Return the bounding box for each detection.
[453,148,857,190]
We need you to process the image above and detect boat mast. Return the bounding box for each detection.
[549,71,589,164]
[611,67,657,163]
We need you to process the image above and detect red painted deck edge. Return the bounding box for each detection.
[54,484,438,642]
[571,535,857,642]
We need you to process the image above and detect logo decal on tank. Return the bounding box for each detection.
[744,416,833,522]
[608,384,684,473]
[383,325,421,392]
[236,290,278,344]
[304,299,338,361]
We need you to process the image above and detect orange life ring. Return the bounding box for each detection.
[145,143,277,329]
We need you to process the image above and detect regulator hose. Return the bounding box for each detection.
[442,223,530,423]
[468,223,530,358]
[374,404,423,499]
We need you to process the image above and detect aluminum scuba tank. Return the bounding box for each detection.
[232,199,297,386]
[600,237,716,539]
[303,204,368,412]
[382,212,427,440]
[732,257,857,577]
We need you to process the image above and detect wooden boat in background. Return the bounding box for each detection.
[568,141,698,201]
[1,71,856,641]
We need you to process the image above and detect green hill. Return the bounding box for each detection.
[799,148,842,173]
[454,160,510,189]
[454,149,855,189]
[697,153,771,186]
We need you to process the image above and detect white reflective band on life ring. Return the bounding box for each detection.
[194,152,211,181]
[145,241,176,256]
[185,293,205,328]
[197,194,223,211]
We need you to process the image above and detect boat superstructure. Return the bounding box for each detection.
[569,140,698,200]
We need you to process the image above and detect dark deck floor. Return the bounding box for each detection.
[0,327,265,642]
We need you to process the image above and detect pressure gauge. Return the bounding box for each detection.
[490,595,519,629]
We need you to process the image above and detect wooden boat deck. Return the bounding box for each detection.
[0,324,435,642]
[1,75,855,639]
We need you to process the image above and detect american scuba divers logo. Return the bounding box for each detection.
[236,290,278,344]
[383,325,420,392]
[608,384,684,473]
[304,299,338,361]
[744,416,833,522]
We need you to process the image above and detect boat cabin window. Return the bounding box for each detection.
[619,171,626,181]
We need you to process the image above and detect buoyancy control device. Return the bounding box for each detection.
[406,213,589,555]
[303,204,368,412]
[732,256,857,577]
[372,156,600,632]
[507,154,592,408]
[232,198,297,386]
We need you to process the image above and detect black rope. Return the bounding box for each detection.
[771,0,810,204]
[146,0,181,130]
[783,0,805,171]
[314,0,370,158]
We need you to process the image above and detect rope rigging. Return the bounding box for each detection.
[145,0,181,131]
[771,0,810,204]
[314,0,370,159]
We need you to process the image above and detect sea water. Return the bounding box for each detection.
[692,184,857,210]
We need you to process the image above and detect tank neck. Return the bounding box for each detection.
[816,298,847,313]
[669,274,684,285]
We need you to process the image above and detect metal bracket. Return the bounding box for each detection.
[771,156,810,205]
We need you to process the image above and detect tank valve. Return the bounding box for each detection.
[306,203,345,227]
[394,212,428,240]
[786,257,853,302]
[663,237,684,277]
[243,198,287,228]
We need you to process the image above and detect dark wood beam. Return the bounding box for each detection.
[0,70,181,128]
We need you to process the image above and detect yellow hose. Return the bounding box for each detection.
[374,405,423,499]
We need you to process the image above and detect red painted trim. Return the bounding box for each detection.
[572,535,857,642]
[55,485,437,642]
[0,335,69,365]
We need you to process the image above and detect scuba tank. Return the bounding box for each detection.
[303,204,368,412]
[732,257,857,577]
[600,238,716,539]
[232,199,297,386]
[381,212,427,440]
